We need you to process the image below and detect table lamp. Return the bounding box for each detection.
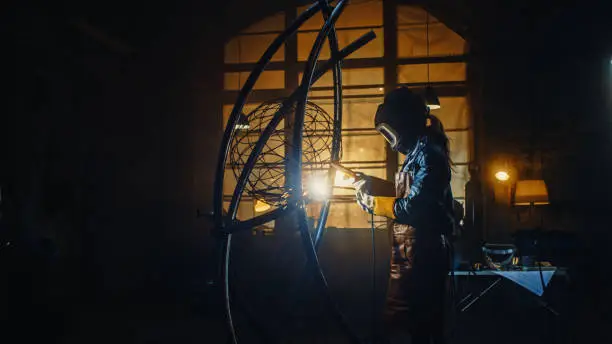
[513,179,549,265]
[513,179,549,206]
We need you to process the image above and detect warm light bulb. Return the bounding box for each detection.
[306,175,330,201]
[495,171,510,181]
[254,199,271,212]
[333,170,355,187]
[427,104,441,110]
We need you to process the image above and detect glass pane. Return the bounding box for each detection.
[430,97,470,130]
[297,3,334,31]
[397,25,427,58]
[343,88,385,96]
[225,34,285,64]
[428,23,466,56]
[338,28,384,59]
[298,28,383,61]
[335,0,382,28]
[297,32,332,61]
[397,63,466,84]
[308,88,384,97]
[344,99,382,128]
[397,18,466,58]
[241,12,285,33]
[448,130,470,164]
[451,164,469,199]
[397,5,428,25]
[304,67,384,87]
[307,98,382,129]
[224,71,285,90]
[341,135,386,162]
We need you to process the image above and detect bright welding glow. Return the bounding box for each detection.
[495,170,510,181]
[334,170,355,187]
[306,175,330,201]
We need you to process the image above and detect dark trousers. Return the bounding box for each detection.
[381,233,448,344]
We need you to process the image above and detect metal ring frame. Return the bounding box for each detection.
[212,1,377,342]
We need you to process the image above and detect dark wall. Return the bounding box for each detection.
[467,2,612,242]
[6,0,222,306]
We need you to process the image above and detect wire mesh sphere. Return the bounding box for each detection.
[229,99,335,207]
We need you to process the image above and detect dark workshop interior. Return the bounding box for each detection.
[4,0,612,343]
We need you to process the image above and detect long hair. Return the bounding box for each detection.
[426,114,453,169]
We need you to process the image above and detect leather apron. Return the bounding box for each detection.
[383,171,448,337]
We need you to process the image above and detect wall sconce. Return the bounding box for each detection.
[494,170,510,182]
[513,179,549,206]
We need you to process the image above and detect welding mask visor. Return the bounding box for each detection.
[375,106,400,149]
[374,87,428,154]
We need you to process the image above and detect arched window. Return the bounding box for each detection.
[222,0,470,228]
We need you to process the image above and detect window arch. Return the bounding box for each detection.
[221,0,471,228]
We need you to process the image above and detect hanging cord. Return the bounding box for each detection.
[426,11,430,83]
[370,212,377,342]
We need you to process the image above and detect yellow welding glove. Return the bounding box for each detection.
[372,196,397,219]
[354,178,397,219]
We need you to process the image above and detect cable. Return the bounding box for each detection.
[224,233,238,344]
[370,212,376,342]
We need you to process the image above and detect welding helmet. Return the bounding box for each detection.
[374,87,428,154]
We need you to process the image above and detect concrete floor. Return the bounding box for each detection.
[5,229,609,344]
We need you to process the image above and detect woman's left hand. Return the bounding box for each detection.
[354,179,374,213]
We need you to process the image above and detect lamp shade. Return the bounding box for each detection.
[424,86,441,110]
[513,179,549,205]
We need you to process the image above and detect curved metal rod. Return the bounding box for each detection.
[280,1,343,322]
[227,204,295,234]
[290,0,346,197]
[314,0,343,249]
[216,4,323,344]
[213,2,322,227]
[291,1,362,343]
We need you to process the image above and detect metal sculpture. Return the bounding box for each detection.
[229,100,334,207]
[212,1,377,342]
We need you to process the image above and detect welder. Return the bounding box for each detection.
[354,87,454,344]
